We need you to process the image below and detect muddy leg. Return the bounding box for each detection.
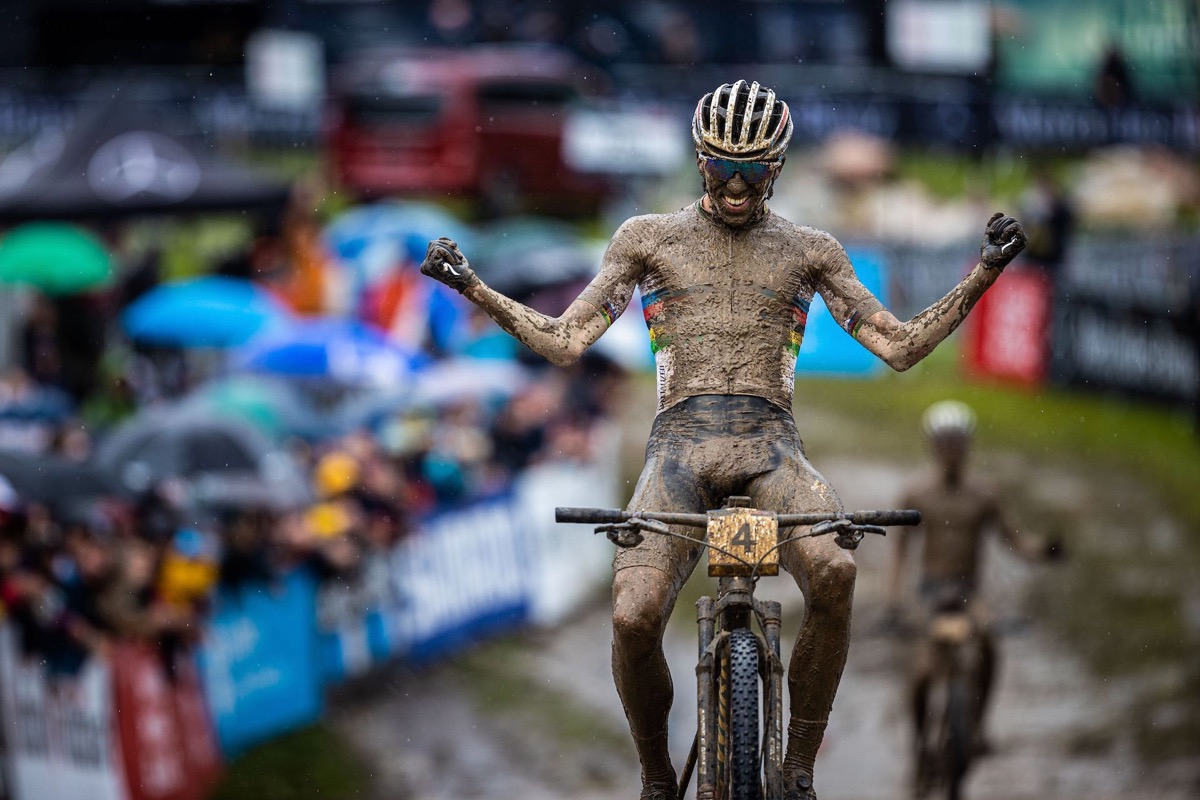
[613,566,680,790]
[974,626,998,751]
[780,536,857,777]
[610,451,705,794]
[749,457,854,795]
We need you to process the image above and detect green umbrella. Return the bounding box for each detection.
[0,223,112,294]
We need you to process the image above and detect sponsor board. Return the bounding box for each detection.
[317,464,619,680]
[0,628,126,800]
[1050,299,1198,404]
[964,265,1053,386]
[112,644,222,800]
[197,571,324,755]
[317,496,530,681]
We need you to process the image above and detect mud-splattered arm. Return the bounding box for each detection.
[984,491,1052,562]
[420,222,645,368]
[821,213,1026,372]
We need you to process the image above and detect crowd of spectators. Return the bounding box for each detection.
[0,304,626,680]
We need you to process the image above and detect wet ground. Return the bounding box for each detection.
[330,455,1198,800]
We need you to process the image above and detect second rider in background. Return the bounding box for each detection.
[421,80,1027,800]
[889,400,1062,762]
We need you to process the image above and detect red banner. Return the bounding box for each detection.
[112,644,221,800]
[963,264,1053,386]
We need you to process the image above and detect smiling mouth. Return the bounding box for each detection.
[721,194,749,211]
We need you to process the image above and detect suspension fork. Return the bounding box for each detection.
[695,595,718,800]
[757,598,784,800]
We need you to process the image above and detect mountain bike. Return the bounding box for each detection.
[556,497,920,800]
[910,591,987,800]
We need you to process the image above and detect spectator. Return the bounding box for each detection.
[20,294,63,389]
[1094,43,1135,109]
[1020,168,1075,283]
[219,508,275,590]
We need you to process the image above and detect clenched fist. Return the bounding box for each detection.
[979,212,1027,271]
[420,237,479,293]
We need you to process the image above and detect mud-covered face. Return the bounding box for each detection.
[929,433,970,474]
[698,155,781,228]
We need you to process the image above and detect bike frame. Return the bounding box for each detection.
[914,608,985,800]
[556,501,919,800]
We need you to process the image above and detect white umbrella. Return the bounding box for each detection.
[410,358,530,407]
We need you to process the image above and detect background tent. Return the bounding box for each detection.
[0,89,290,222]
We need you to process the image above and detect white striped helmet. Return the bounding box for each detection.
[921,400,977,439]
[692,80,793,161]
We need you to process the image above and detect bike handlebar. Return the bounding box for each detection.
[555,507,920,528]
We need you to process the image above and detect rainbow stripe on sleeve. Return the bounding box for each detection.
[787,295,810,357]
[844,309,867,339]
[641,287,689,354]
[598,299,621,327]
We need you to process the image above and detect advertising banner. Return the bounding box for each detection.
[197,571,323,755]
[1050,299,1198,405]
[316,555,393,683]
[795,249,889,377]
[963,265,1053,386]
[318,495,530,679]
[111,644,221,800]
[389,496,530,664]
[1048,236,1199,404]
[171,658,223,791]
[0,628,126,800]
[516,457,618,628]
[318,462,621,682]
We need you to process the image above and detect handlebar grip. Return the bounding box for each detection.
[555,507,626,524]
[851,509,921,527]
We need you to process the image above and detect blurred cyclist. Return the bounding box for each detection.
[422,81,1027,800]
[889,400,1060,758]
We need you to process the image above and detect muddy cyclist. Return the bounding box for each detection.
[890,400,1062,793]
[421,79,1028,800]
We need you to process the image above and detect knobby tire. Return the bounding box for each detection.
[728,628,761,800]
[943,676,972,800]
[916,670,973,800]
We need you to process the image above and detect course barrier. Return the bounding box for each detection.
[0,457,618,797]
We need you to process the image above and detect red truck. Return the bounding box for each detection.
[327,45,612,215]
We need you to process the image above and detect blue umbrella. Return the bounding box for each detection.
[233,317,427,388]
[122,276,291,348]
[323,201,476,283]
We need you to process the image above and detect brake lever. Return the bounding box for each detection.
[595,517,674,548]
[811,518,852,537]
[810,519,887,550]
[596,523,643,548]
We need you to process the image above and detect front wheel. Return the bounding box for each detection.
[942,677,972,800]
[726,628,762,800]
[915,671,972,800]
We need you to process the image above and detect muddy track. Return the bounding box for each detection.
[330,455,1196,800]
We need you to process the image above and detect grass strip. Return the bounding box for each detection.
[210,724,370,800]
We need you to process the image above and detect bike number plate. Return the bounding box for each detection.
[706,509,779,576]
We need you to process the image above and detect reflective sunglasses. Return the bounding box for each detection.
[701,157,780,183]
